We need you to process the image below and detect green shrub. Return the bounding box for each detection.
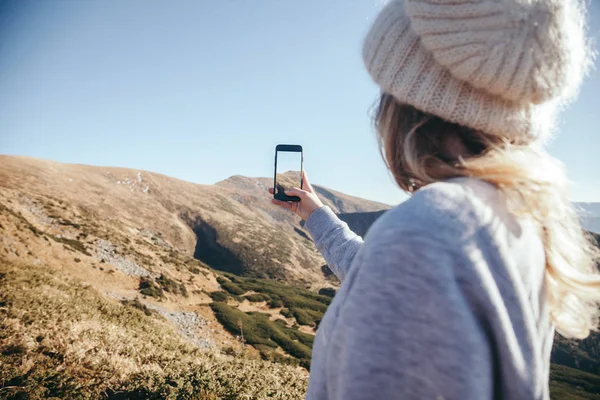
[244,293,270,302]
[268,296,283,308]
[210,302,313,364]
[139,277,163,298]
[274,319,288,328]
[318,287,336,298]
[321,265,334,277]
[188,266,201,274]
[280,308,293,318]
[156,274,188,297]
[282,295,327,313]
[259,348,300,367]
[121,298,155,316]
[57,219,81,228]
[48,234,91,256]
[290,308,322,327]
[210,302,277,348]
[287,330,315,347]
[208,291,229,302]
[272,332,311,360]
[217,277,245,296]
[229,276,329,310]
[209,273,331,368]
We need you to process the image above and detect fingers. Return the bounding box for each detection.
[268,187,274,194]
[271,198,294,210]
[302,170,314,193]
[284,187,309,200]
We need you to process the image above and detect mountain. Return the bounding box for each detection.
[0,156,389,288]
[1,155,598,399]
[337,204,600,237]
[578,203,600,234]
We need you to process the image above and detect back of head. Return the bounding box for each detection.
[363,0,600,339]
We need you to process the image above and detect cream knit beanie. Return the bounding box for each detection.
[363,0,591,143]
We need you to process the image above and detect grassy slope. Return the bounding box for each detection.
[550,364,600,399]
[0,259,308,400]
[209,273,328,369]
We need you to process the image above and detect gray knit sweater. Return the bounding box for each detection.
[304,178,553,399]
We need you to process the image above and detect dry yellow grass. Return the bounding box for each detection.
[0,258,308,399]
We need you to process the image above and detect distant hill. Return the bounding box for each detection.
[0,156,389,288]
[336,204,600,237]
[578,203,600,234]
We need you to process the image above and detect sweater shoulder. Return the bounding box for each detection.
[365,178,498,247]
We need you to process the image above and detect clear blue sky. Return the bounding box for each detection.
[1,0,599,205]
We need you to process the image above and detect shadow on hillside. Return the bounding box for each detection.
[337,210,387,237]
[191,220,244,275]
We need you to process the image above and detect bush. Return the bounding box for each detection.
[274,319,288,328]
[280,308,293,318]
[208,291,229,302]
[211,302,277,348]
[268,296,284,308]
[217,277,245,295]
[188,266,201,274]
[48,234,91,256]
[139,277,163,298]
[210,302,313,364]
[156,274,188,297]
[318,287,336,298]
[290,308,318,327]
[272,330,311,360]
[229,275,330,310]
[282,295,328,312]
[121,298,154,316]
[216,274,330,329]
[244,293,270,302]
[259,348,300,367]
[287,329,315,347]
[321,265,334,277]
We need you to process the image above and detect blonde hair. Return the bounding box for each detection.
[375,93,600,339]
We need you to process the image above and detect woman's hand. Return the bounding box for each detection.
[268,170,324,221]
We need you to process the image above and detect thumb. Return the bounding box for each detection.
[285,187,309,199]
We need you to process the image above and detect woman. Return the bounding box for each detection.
[270,0,600,398]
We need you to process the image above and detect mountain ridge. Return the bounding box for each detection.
[0,155,390,287]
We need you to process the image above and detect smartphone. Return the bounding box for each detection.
[273,144,303,202]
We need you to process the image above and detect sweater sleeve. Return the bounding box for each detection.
[304,206,364,281]
[325,194,494,400]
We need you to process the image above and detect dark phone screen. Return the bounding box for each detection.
[275,151,302,196]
